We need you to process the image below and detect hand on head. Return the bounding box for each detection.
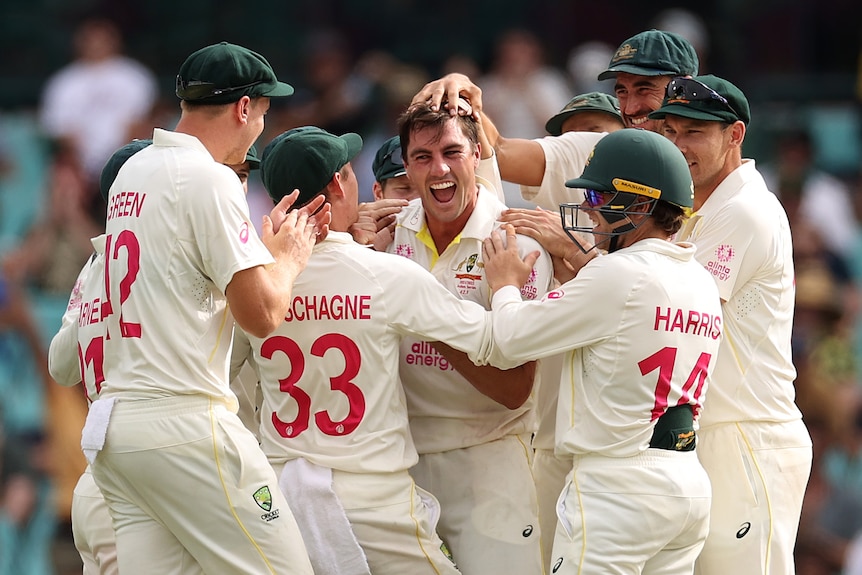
[412,73,482,120]
[266,191,331,241]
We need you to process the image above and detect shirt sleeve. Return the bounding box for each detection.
[477,152,506,203]
[483,258,620,369]
[48,255,93,386]
[520,131,605,210]
[184,165,275,294]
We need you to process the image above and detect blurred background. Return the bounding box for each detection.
[0,1,860,573]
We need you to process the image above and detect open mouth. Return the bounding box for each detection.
[430,182,457,203]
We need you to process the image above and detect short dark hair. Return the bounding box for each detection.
[397,101,479,161]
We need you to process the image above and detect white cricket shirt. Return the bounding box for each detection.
[520,131,606,210]
[99,128,274,402]
[677,160,802,426]
[391,186,554,453]
[484,239,723,458]
[49,235,107,402]
[242,231,494,473]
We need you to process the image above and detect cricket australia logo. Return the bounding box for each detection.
[253,486,272,511]
[254,485,281,522]
[612,43,637,62]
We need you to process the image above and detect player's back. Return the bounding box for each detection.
[49,236,108,402]
[488,239,722,457]
[250,231,492,473]
[100,132,267,401]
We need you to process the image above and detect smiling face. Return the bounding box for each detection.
[660,115,741,207]
[614,73,672,132]
[403,118,481,241]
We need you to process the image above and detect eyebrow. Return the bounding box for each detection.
[408,142,465,159]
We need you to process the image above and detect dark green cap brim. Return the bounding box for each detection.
[598,64,675,81]
[648,104,739,124]
[565,176,605,190]
[262,82,295,97]
[245,144,261,170]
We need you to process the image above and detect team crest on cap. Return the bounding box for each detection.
[253,486,272,511]
[612,43,637,63]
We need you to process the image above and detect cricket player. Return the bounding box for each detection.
[48,139,151,575]
[76,42,327,575]
[650,75,812,575]
[391,101,554,575]
[49,141,265,575]
[236,126,499,574]
[480,129,723,574]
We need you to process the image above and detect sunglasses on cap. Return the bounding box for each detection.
[383,145,404,166]
[584,189,612,208]
[666,77,740,118]
[176,76,265,100]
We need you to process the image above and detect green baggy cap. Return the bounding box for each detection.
[261,126,363,206]
[176,42,294,104]
[598,30,698,81]
[545,92,623,136]
[649,74,751,125]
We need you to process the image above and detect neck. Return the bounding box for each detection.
[175,110,242,165]
[694,154,743,211]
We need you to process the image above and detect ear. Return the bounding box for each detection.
[729,121,746,149]
[329,172,346,200]
[473,142,481,168]
[372,181,385,201]
[235,96,252,125]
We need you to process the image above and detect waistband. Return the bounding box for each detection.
[108,395,236,419]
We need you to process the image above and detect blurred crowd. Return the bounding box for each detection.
[0,12,860,575]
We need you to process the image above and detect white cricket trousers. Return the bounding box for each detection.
[551,449,711,575]
[90,395,313,575]
[411,433,544,575]
[72,466,118,575]
[694,419,812,575]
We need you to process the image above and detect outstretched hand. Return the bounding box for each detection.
[482,224,540,294]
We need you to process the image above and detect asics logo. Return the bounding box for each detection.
[736,522,751,538]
